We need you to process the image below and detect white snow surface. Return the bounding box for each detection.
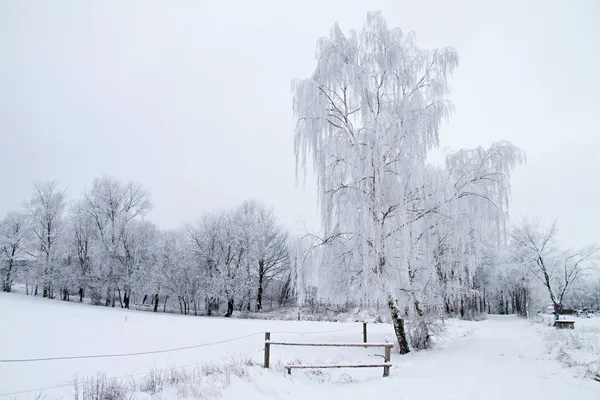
[0,293,598,399]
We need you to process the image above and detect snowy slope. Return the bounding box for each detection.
[0,293,598,399]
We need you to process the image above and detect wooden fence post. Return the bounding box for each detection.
[264,332,271,369]
[383,342,391,377]
[363,322,367,343]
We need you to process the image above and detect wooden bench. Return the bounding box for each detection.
[554,320,575,329]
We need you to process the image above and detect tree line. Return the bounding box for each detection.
[0,177,294,316]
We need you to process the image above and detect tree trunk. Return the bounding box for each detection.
[79,288,84,303]
[163,295,169,313]
[124,290,130,309]
[483,289,487,314]
[153,294,159,312]
[225,298,234,317]
[3,259,13,292]
[256,260,264,311]
[387,295,410,354]
[511,292,516,315]
[142,294,148,305]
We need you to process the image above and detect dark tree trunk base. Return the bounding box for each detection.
[388,295,410,354]
[224,299,234,317]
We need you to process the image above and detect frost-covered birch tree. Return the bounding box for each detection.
[293,11,524,353]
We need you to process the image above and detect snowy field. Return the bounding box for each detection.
[1,293,598,400]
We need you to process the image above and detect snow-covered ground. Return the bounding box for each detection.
[0,293,598,399]
[536,313,600,379]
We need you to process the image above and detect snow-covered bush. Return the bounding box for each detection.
[70,357,258,400]
[72,373,131,400]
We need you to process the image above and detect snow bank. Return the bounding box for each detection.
[536,314,600,379]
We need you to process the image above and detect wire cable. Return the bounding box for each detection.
[0,332,263,363]
[0,324,362,397]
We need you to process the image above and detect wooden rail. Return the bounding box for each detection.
[267,341,393,348]
[263,332,393,377]
[285,363,392,375]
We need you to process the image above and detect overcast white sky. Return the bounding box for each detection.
[1,0,598,248]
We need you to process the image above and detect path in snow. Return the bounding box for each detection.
[231,316,599,400]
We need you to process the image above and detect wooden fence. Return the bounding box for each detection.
[263,332,393,377]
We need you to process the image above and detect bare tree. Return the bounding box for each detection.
[511,219,599,319]
[239,201,290,312]
[82,176,152,308]
[69,202,96,302]
[0,212,28,292]
[27,180,67,298]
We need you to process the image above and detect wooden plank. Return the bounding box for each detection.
[285,363,392,369]
[267,341,394,348]
[285,363,392,375]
